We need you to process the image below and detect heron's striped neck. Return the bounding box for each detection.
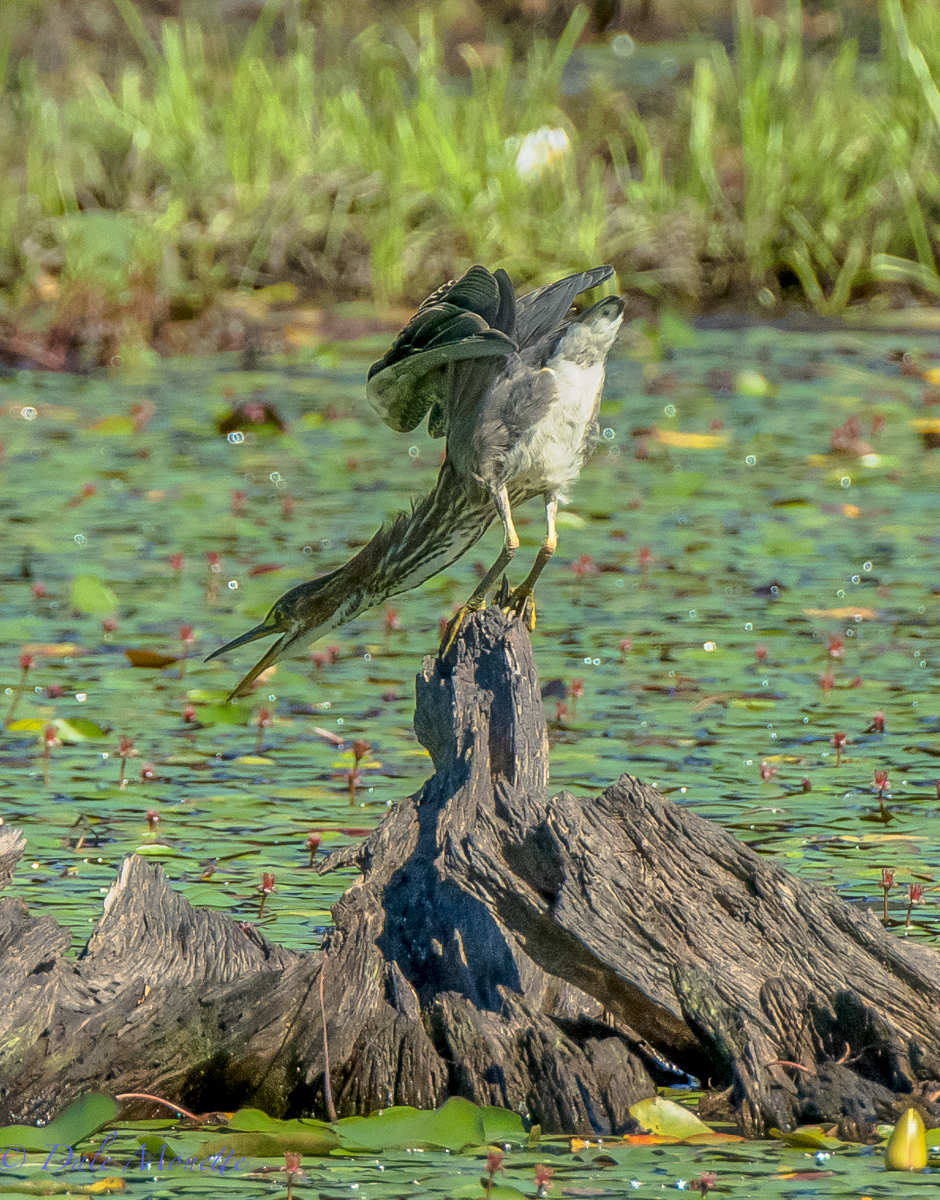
[319,463,496,624]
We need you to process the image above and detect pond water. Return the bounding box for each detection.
[1,311,939,1193]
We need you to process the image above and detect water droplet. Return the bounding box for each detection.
[593,658,600,665]
[612,32,635,56]
[745,455,756,466]
[837,589,845,597]
[269,472,280,482]
[584,657,592,664]
[840,476,851,488]
[75,693,87,702]
[770,585,778,595]
[703,641,715,651]
[320,539,331,550]
[336,718,344,725]
[602,427,615,440]
[846,628,854,637]
[364,653,371,661]
[744,622,752,631]
[863,561,872,571]
[228,580,238,590]
[226,431,245,444]
[851,575,860,584]
[302,545,313,556]
[408,445,420,458]
[21,407,37,421]
[73,534,85,544]
[663,404,676,417]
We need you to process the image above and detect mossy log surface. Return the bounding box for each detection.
[1,608,938,1136]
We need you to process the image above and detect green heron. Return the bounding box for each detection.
[208,264,623,699]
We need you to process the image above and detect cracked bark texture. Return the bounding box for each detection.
[1,608,938,1136]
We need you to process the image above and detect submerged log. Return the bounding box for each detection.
[1,608,939,1136]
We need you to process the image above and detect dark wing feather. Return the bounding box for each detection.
[515,265,614,348]
[367,266,517,435]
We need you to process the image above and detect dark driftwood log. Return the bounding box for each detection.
[1,608,939,1136]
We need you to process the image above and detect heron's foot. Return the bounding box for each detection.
[438,597,487,657]
[501,581,537,631]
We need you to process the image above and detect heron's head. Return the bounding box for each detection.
[206,575,338,700]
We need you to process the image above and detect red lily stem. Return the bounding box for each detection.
[320,969,337,1122]
[115,1093,202,1122]
[4,665,30,726]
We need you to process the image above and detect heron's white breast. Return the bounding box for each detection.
[507,359,605,498]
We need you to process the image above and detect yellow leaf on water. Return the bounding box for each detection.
[803,607,877,620]
[910,418,940,432]
[685,1131,747,1144]
[736,369,774,396]
[21,643,82,658]
[654,429,728,449]
[629,1096,713,1140]
[88,415,134,435]
[71,574,118,616]
[921,368,940,384]
[623,1133,680,1144]
[125,649,179,668]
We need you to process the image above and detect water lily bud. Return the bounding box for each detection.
[885,1107,927,1171]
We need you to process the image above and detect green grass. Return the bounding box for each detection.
[5,0,940,353]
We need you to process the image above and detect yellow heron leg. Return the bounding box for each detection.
[440,484,519,655]
[505,496,558,631]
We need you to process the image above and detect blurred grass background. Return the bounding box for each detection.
[3,0,940,363]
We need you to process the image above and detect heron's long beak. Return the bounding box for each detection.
[206,623,286,701]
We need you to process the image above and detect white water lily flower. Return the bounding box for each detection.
[512,126,571,177]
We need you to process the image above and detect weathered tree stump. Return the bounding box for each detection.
[1,609,939,1136]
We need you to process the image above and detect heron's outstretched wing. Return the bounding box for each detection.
[367,266,517,436]
[515,265,614,349]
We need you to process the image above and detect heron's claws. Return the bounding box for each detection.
[501,581,537,631]
[438,598,486,658]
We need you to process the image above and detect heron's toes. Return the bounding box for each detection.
[438,598,487,657]
[502,587,537,631]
